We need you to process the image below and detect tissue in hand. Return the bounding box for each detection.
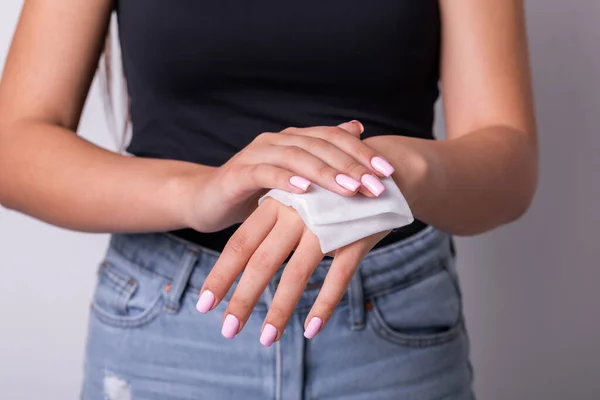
[258,178,414,253]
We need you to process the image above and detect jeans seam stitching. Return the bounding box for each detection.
[91,294,164,328]
[364,259,444,300]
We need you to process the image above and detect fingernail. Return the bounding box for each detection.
[304,317,323,339]
[371,157,395,177]
[350,120,365,134]
[290,176,311,191]
[196,290,215,314]
[221,314,240,339]
[361,174,385,196]
[335,174,361,192]
[260,324,278,347]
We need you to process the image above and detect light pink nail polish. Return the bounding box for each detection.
[221,314,240,339]
[371,157,395,177]
[196,290,215,314]
[260,324,278,347]
[335,174,361,192]
[350,120,365,134]
[304,317,323,339]
[290,176,311,191]
[361,174,386,196]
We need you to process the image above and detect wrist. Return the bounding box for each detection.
[363,135,433,213]
[168,165,217,231]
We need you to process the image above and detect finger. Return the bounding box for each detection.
[260,233,324,346]
[262,145,364,197]
[242,164,313,193]
[224,214,303,338]
[302,241,370,340]
[197,202,277,314]
[285,124,395,179]
[337,120,364,137]
[270,134,384,198]
[222,164,312,200]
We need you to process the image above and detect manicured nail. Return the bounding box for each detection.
[335,174,361,192]
[221,314,240,339]
[290,176,311,191]
[260,324,278,347]
[350,120,365,134]
[196,290,215,314]
[304,317,323,339]
[371,157,395,177]
[361,174,385,196]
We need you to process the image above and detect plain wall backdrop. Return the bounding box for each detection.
[1,1,599,399]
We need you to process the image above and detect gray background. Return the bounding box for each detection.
[1,1,598,399]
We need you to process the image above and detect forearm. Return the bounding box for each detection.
[0,121,213,232]
[366,127,538,235]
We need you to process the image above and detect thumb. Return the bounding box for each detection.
[337,120,365,137]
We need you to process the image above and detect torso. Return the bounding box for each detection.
[116,0,440,251]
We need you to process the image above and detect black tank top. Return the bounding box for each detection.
[116,0,440,251]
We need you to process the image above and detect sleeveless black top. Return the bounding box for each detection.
[116,1,440,251]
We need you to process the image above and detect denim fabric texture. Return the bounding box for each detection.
[82,226,475,400]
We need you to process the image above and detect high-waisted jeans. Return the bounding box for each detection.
[81,226,475,399]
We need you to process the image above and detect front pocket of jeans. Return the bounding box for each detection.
[368,258,464,347]
[91,258,166,329]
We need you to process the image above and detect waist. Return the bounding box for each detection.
[107,225,453,311]
[170,219,429,254]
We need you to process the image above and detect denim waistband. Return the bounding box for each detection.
[107,226,453,316]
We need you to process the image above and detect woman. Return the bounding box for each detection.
[0,0,537,399]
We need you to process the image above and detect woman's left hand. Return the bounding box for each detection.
[196,197,389,345]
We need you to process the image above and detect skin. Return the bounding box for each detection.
[202,0,538,342]
[0,1,391,232]
[0,0,537,344]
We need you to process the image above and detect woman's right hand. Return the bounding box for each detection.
[188,121,396,232]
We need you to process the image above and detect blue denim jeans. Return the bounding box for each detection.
[81,227,475,399]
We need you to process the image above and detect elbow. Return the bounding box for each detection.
[0,190,9,211]
[0,125,4,208]
[0,166,9,210]
[504,192,535,226]
[0,121,13,210]
[509,158,539,223]
[452,183,538,237]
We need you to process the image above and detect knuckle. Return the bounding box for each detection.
[317,298,339,313]
[283,145,300,156]
[255,132,275,143]
[327,267,352,284]
[277,169,291,184]
[209,269,228,285]
[283,145,303,160]
[263,165,284,183]
[277,205,302,224]
[280,127,297,135]
[323,127,343,142]
[248,251,275,272]
[317,163,333,179]
[261,196,281,209]
[226,233,250,256]
[285,265,312,284]
[229,296,254,314]
[341,159,365,176]
[356,145,376,161]
[223,164,241,181]
[304,137,327,153]
[268,305,288,320]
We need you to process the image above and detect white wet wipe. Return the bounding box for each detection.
[259,178,414,253]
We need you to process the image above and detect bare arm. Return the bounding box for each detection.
[0,0,213,232]
[0,1,395,234]
[365,0,538,235]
